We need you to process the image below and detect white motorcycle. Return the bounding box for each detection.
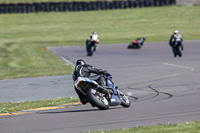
[86,35,99,56]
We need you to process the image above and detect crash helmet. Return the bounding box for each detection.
[92,31,97,35]
[76,59,86,66]
[174,30,179,34]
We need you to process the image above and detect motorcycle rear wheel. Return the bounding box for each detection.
[86,88,110,110]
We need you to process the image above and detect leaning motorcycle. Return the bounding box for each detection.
[74,75,131,110]
[127,37,146,49]
[86,38,98,56]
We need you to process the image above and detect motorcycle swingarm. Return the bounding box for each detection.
[96,85,109,94]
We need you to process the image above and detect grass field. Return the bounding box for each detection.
[0,5,199,80]
[87,121,200,133]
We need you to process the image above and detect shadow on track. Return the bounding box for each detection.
[37,106,123,114]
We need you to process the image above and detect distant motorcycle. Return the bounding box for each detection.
[127,37,146,49]
[74,75,131,110]
[86,38,98,56]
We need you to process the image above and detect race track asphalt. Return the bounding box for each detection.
[0,40,200,133]
[0,75,76,102]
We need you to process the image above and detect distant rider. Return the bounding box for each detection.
[72,59,111,104]
[86,32,100,56]
[169,30,183,57]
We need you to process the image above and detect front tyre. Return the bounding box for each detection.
[93,44,97,52]
[86,88,109,110]
[118,90,131,107]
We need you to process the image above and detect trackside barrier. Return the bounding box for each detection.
[0,0,176,14]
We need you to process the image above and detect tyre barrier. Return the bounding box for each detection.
[0,0,176,14]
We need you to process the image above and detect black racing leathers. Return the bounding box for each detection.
[73,64,108,81]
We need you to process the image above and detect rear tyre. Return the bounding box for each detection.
[177,47,182,57]
[118,90,131,107]
[93,45,97,52]
[86,88,109,110]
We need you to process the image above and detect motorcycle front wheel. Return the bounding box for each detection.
[86,88,110,110]
[86,45,93,56]
[118,90,131,107]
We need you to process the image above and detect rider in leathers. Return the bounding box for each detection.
[86,32,100,56]
[72,59,111,104]
[169,30,183,57]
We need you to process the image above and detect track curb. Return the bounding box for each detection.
[0,102,81,116]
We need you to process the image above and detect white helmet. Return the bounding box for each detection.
[174,30,179,34]
[92,31,97,35]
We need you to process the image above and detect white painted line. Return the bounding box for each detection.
[59,56,75,67]
[46,47,75,67]
[163,62,195,71]
[158,73,182,78]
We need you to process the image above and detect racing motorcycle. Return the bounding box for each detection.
[86,38,98,56]
[127,37,146,49]
[74,75,131,110]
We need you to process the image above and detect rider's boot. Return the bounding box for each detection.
[75,88,89,104]
[81,97,96,107]
[80,97,89,105]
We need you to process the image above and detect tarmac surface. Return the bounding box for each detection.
[0,40,200,133]
[0,75,76,102]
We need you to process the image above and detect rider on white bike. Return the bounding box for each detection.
[86,32,100,56]
[169,30,183,57]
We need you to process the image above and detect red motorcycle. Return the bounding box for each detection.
[127,37,146,49]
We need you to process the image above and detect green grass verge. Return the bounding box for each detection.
[0,5,200,80]
[0,97,79,113]
[85,121,200,133]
